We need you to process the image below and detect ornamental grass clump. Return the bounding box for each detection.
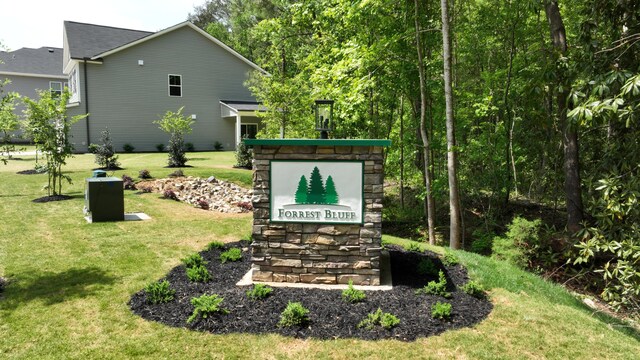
[246,284,273,301]
[187,294,228,323]
[416,270,451,298]
[182,253,207,268]
[278,302,309,327]
[342,280,366,303]
[220,248,242,263]
[186,265,211,283]
[144,280,175,305]
[357,308,400,330]
[461,281,486,299]
[405,242,422,252]
[206,241,225,251]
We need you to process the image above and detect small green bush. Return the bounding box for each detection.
[214,141,224,151]
[123,143,135,153]
[138,169,152,179]
[357,308,400,330]
[341,280,366,303]
[156,143,165,152]
[246,284,273,300]
[431,301,452,319]
[185,142,195,152]
[234,139,253,168]
[182,253,207,268]
[417,258,438,276]
[492,217,542,269]
[186,265,211,283]
[461,281,486,299]
[144,280,175,304]
[220,248,242,263]
[187,294,228,323]
[278,302,309,327]
[206,241,225,251]
[416,270,451,298]
[442,252,459,266]
[406,242,422,252]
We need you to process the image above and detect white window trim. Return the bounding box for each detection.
[168,74,182,97]
[50,81,63,97]
[68,66,80,103]
[240,123,259,139]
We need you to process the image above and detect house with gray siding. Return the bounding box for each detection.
[63,20,265,152]
[0,47,66,134]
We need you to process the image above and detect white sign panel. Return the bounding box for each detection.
[270,161,363,224]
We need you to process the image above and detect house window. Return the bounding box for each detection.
[50,81,62,97]
[168,74,182,97]
[68,67,79,102]
[241,124,258,139]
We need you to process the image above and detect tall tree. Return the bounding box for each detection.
[440,0,462,249]
[545,0,583,233]
[414,0,437,245]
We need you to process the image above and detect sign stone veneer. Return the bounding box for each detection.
[246,139,390,286]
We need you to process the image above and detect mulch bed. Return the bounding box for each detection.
[129,243,492,341]
[32,195,74,203]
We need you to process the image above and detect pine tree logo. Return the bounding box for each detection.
[294,166,340,205]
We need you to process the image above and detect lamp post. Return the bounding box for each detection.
[314,99,334,139]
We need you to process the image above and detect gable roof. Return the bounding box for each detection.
[64,21,153,60]
[0,47,65,77]
[65,21,266,74]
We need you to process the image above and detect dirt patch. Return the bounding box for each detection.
[129,243,492,341]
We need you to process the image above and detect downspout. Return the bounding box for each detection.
[83,58,90,146]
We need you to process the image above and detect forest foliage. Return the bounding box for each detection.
[190,0,638,315]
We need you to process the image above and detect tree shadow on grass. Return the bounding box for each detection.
[0,267,117,310]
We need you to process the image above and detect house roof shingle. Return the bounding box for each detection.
[0,47,64,76]
[64,21,153,59]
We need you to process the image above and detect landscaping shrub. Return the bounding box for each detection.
[122,174,136,190]
[234,139,253,168]
[220,248,242,263]
[246,284,273,300]
[342,280,366,303]
[89,127,120,169]
[186,265,211,283]
[492,217,542,269]
[206,241,225,250]
[185,142,195,152]
[416,270,451,298]
[197,198,209,210]
[123,143,135,153]
[214,141,223,151]
[442,252,459,266]
[236,201,253,211]
[182,253,207,268]
[405,242,422,252]
[461,281,486,299]
[417,258,438,276]
[168,169,184,178]
[431,301,452,320]
[155,143,165,152]
[163,189,179,201]
[187,294,228,323]
[144,280,175,304]
[278,302,309,327]
[138,169,152,179]
[357,308,400,330]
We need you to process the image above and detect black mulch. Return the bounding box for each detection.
[32,195,74,203]
[129,243,492,341]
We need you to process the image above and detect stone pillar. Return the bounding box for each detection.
[246,139,389,286]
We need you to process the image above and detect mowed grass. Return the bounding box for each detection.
[1,153,639,359]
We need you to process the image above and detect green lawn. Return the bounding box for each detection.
[1,153,638,359]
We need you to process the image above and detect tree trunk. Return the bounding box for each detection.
[414,0,436,245]
[545,0,583,233]
[441,0,462,249]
